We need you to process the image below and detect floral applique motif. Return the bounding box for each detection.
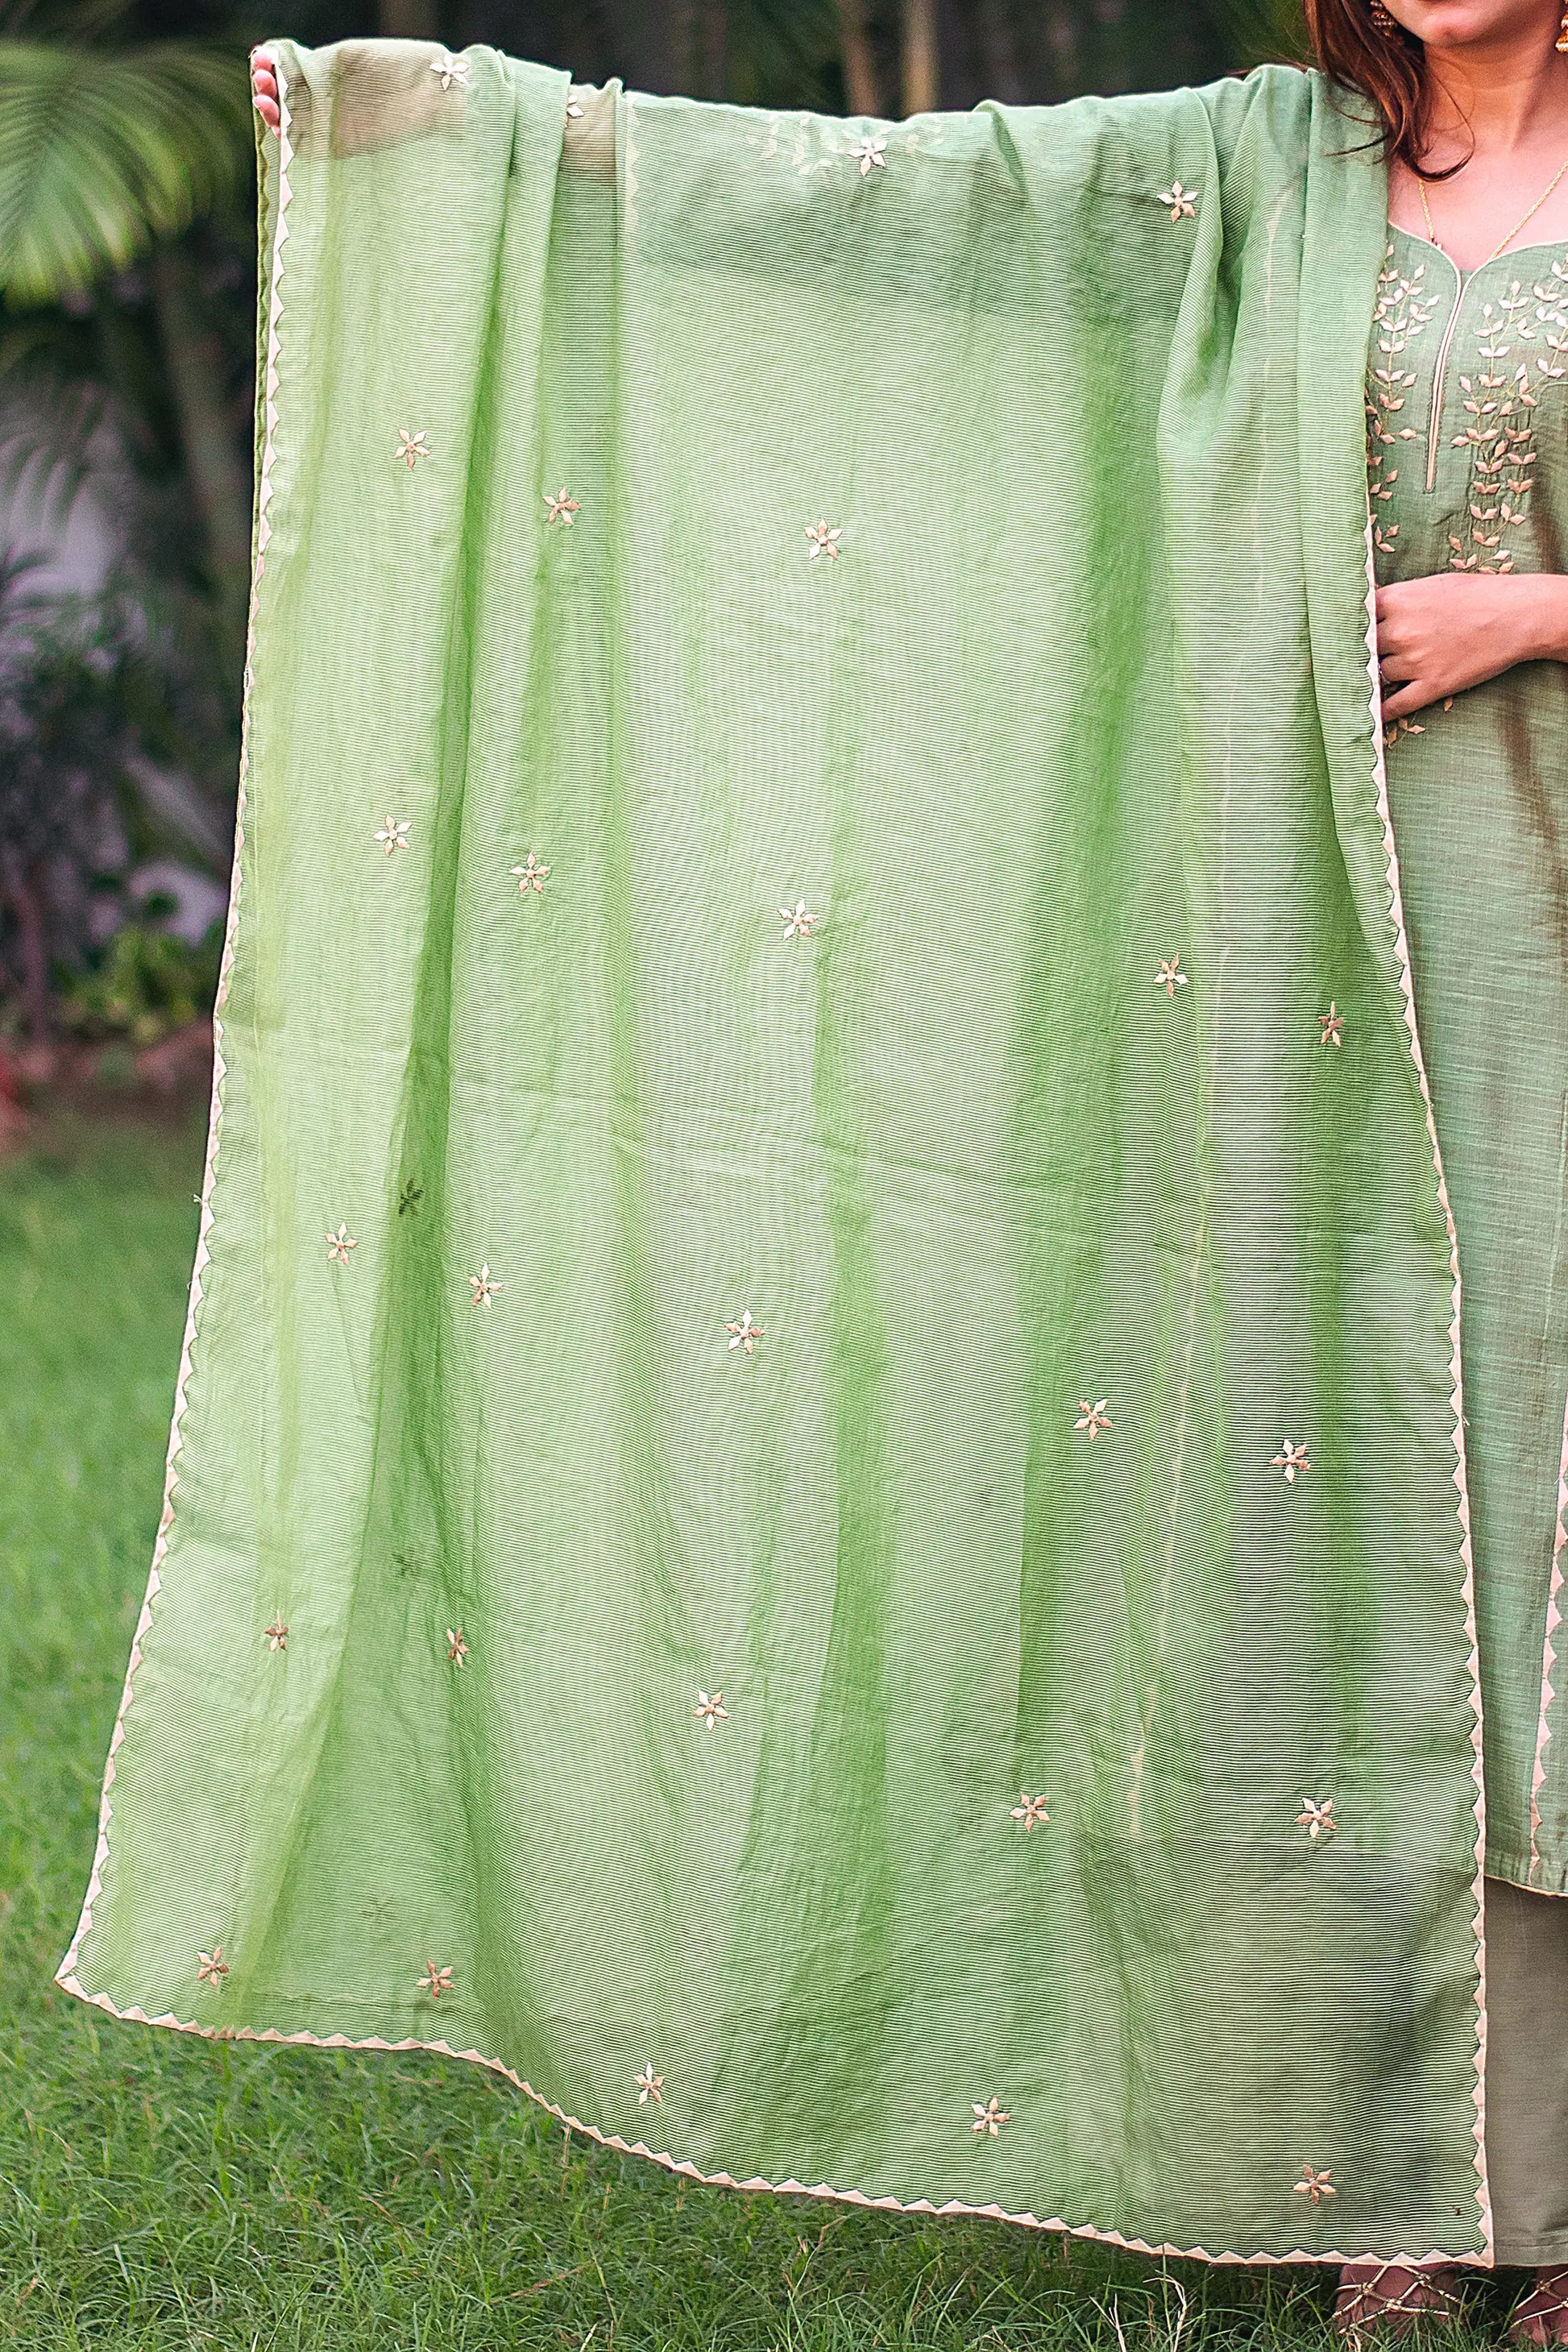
[1297,1797,1337,1840]
[971,2098,1010,2136]
[1271,1440,1310,1483]
[1157,182,1197,222]
[1295,2164,1336,2202]
[1318,1003,1346,1048]
[447,1628,468,1666]
[396,430,430,470]
[725,1309,764,1354]
[805,520,843,559]
[848,134,887,175]
[398,1180,424,1216]
[636,2064,665,2105]
[326,1223,358,1266]
[430,52,469,87]
[418,1961,454,1999]
[1074,1399,1113,1440]
[469,1265,502,1308]
[566,97,584,117]
[197,1946,229,1987]
[375,816,412,856]
[1366,246,1441,557]
[693,1690,729,1728]
[779,899,818,940]
[544,487,579,526]
[1010,1793,1051,1831]
[511,854,551,894]
[1446,261,1568,573]
[1155,956,1188,998]
[1383,713,1425,749]
[263,1619,288,1653]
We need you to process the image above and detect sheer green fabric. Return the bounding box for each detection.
[60,48,1503,2262]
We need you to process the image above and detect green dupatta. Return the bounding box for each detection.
[60,47,1500,2262]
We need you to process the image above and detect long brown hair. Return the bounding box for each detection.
[1302,0,1452,172]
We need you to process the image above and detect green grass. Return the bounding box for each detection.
[0,1115,1512,2348]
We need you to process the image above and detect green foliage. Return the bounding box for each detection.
[0,38,252,306]
[56,918,219,1043]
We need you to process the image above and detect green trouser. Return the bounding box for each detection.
[1487,1880,1568,2267]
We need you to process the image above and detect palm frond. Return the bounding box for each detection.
[0,43,252,306]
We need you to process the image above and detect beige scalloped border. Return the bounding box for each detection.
[1527,1388,1568,1883]
[1361,520,1491,2256]
[52,77,1495,2269]
[54,61,294,1995]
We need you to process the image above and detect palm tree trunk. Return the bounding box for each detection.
[836,0,881,116]
[151,247,252,657]
[902,0,940,114]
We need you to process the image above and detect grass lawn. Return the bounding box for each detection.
[0,1112,1501,2350]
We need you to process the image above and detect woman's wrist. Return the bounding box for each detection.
[1517,571,1568,664]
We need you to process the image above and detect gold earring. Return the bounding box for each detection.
[1557,2,1568,51]
[1370,0,1396,30]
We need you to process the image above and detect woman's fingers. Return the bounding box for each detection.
[251,51,281,130]
[1380,678,1432,720]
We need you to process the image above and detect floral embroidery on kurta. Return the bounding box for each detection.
[544,488,579,525]
[326,1223,358,1265]
[778,899,818,939]
[1156,182,1197,221]
[636,2064,665,2104]
[1074,1399,1112,1440]
[848,135,887,175]
[694,1690,729,1728]
[1295,2164,1335,2201]
[469,1265,502,1307]
[263,1619,288,1653]
[396,431,430,470]
[971,2098,1010,2136]
[511,854,551,894]
[804,520,842,558]
[418,1961,454,1998]
[374,816,412,855]
[430,52,468,88]
[1318,1002,1346,1047]
[1010,1793,1050,1830]
[1271,1440,1310,1483]
[197,1946,229,1986]
[446,1628,468,1666]
[1155,956,1188,998]
[1446,264,1568,573]
[725,1309,764,1354]
[1297,1797,1336,1840]
[1366,247,1441,557]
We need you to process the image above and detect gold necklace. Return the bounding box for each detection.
[1419,150,1568,266]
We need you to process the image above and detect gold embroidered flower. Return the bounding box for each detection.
[1297,1797,1336,1840]
[778,898,818,940]
[1074,1399,1112,1440]
[1010,1793,1050,1831]
[418,1961,454,1998]
[396,430,430,470]
[197,1946,229,1986]
[326,1223,358,1266]
[848,134,887,175]
[511,853,551,894]
[263,1619,288,1653]
[804,520,843,558]
[724,1309,764,1354]
[693,1690,729,1728]
[566,97,584,117]
[1318,1002,1346,1047]
[375,816,412,855]
[1271,1440,1310,1483]
[1155,956,1188,998]
[470,1264,502,1308]
[430,51,468,87]
[971,2097,1010,2136]
[1295,2164,1336,2202]
[447,1627,469,1666]
[1157,181,1197,221]
[544,487,580,526]
[635,2063,665,2104]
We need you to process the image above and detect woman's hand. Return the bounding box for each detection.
[251,50,280,131]
[1376,570,1568,718]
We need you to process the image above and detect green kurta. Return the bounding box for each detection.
[58,48,1514,2263]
